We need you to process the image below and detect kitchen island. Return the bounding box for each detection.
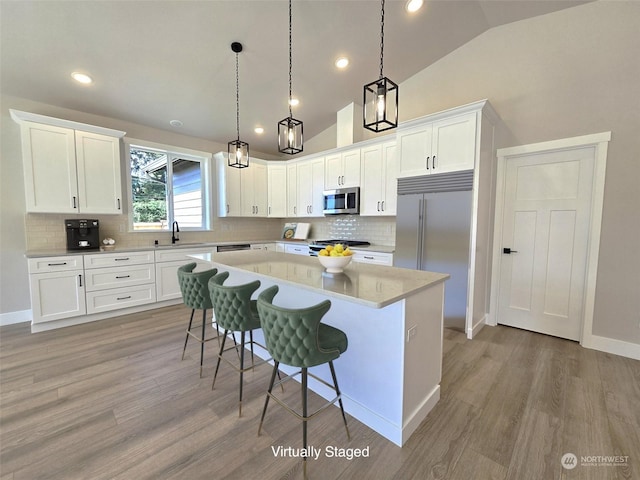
[191,250,448,447]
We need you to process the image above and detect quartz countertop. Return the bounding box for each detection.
[190,250,447,309]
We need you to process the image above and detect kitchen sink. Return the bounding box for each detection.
[156,242,211,248]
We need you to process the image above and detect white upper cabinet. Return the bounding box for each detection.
[324,148,361,189]
[11,110,125,214]
[267,163,287,217]
[75,131,123,214]
[297,157,325,217]
[217,154,242,217]
[216,153,267,217]
[241,161,268,217]
[286,163,298,217]
[360,141,397,216]
[398,112,477,178]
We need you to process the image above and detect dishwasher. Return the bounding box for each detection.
[216,244,251,252]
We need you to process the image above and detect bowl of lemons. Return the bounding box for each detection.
[317,244,354,273]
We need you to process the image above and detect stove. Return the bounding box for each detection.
[308,239,370,256]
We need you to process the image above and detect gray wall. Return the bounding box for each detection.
[398,1,639,343]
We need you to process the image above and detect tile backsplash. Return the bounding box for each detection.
[24,213,396,251]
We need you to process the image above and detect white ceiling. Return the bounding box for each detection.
[0,0,591,156]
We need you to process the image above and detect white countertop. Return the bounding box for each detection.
[190,250,447,309]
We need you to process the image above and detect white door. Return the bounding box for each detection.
[497,147,595,340]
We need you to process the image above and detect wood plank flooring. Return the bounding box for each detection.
[1,305,638,479]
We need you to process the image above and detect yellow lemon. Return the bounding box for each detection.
[319,249,329,256]
[334,244,344,254]
[325,245,334,252]
[343,248,353,256]
[330,250,339,257]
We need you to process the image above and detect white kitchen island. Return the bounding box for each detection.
[191,250,448,447]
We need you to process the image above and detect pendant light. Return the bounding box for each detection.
[278,0,303,154]
[363,0,398,132]
[228,42,249,168]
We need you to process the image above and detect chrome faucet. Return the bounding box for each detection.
[171,221,180,244]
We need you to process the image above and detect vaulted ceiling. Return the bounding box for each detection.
[0,0,591,156]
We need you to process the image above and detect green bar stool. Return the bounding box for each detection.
[208,271,269,417]
[256,285,350,475]
[177,262,219,377]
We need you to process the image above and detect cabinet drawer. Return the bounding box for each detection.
[84,264,155,292]
[86,284,156,314]
[28,256,83,273]
[285,244,309,256]
[352,251,394,266]
[154,247,214,263]
[84,251,154,268]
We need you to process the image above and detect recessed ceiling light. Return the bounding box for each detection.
[71,72,93,84]
[289,98,299,107]
[169,119,183,127]
[254,127,264,134]
[335,57,349,69]
[406,0,423,13]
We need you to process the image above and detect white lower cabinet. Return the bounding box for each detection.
[352,251,394,266]
[86,283,156,314]
[29,268,86,323]
[83,250,156,314]
[284,244,309,256]
[154,248,214,302]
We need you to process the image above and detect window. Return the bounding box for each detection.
[126,139,212,231]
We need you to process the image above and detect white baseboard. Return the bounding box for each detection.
[467,314,487,339]
[0,309,32,326]
[582,334,640,361]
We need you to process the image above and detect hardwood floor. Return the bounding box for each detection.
[1,305,638,479]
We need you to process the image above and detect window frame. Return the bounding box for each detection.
[124,138,213,232]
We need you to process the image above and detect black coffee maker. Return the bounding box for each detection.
[65,219,100,250]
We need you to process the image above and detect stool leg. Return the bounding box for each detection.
[181,309,195,360]
[258,361,279,435]
[239,331,246,417]
[302,367,308,475]
[212,330,228,390]
[329,360,350,441]
[249,330,255,366]
[199,309,207,377]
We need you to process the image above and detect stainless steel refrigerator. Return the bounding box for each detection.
[394,190,472,330]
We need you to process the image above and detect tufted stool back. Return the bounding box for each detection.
[257,285,347,368]
[177,263,217,310]
[208,271,261,333]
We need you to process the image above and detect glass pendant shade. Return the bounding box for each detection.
[363,76,398,133]
[228,139,249,168]
[278,116,303,155]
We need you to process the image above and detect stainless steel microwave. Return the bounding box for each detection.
[323,187,360,215]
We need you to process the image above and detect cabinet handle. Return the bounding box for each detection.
[256,205,258,215]
[117,198,121,210]
[337,176,340,186]
[377,201,380,212]
[341,175,345,185]
[117,296,132,301]
[426,156,430,170]
[433,155,436,169]
[364,256,374,260]
[78,274,83,287]
[114,257,130,261]
[381,200,385,211]
[72,196,77,208]
[294,206,297,215]
[268,206,271,215]
[115,275,130,279]
[48,262,67,266]
[227,204,229,214]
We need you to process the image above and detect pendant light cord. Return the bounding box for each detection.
[379,0,385,79]
[235,51,240,141]
[288,0,293,119]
